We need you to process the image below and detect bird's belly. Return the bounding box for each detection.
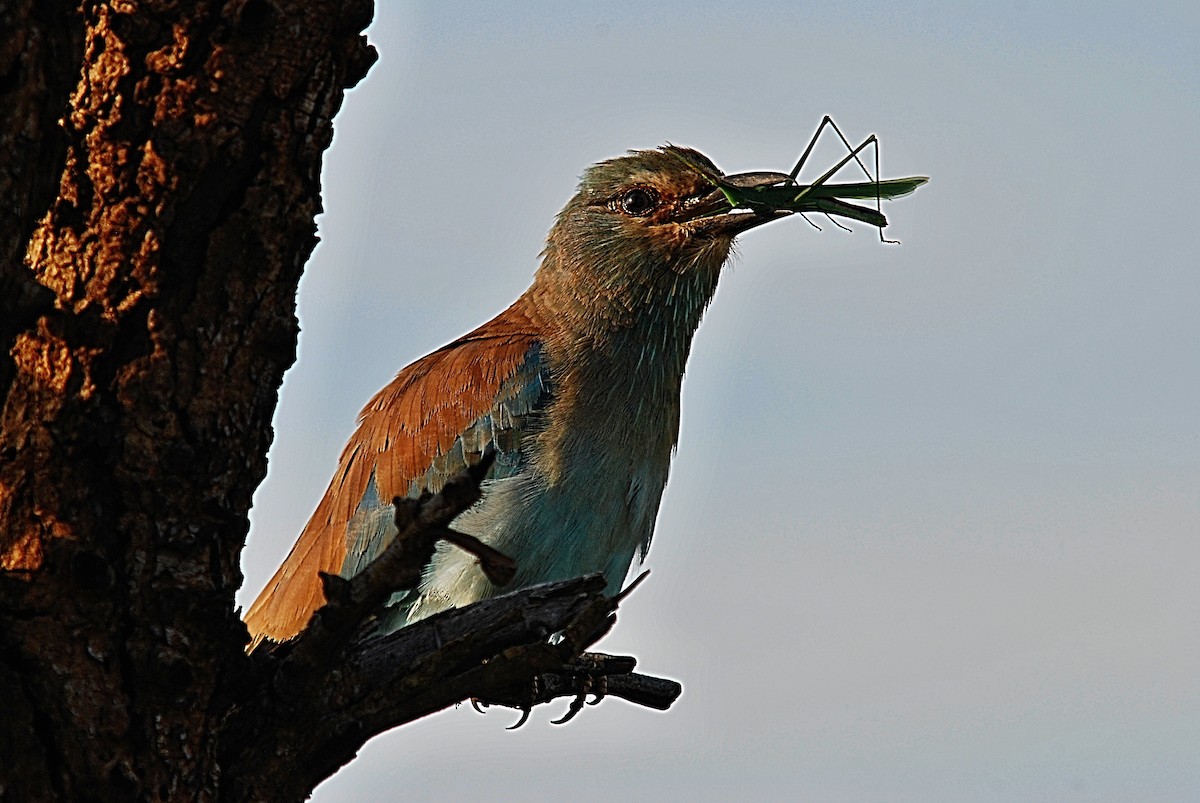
[405,449,668,623]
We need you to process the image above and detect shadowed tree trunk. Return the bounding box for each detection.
[0,0,377,797]
[0,3,679,800]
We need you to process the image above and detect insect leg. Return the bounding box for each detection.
[791,134,878,204]
[788,115,834,182]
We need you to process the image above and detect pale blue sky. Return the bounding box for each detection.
[240,3,1199,800]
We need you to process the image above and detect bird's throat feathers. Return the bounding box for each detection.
[533,202,732,346]
[529,222,729,403]
[512,205,736,496]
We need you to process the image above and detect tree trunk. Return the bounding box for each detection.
[0,3,679,800]
[0,1,375,797]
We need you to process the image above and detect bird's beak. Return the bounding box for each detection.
[686,171,794,236]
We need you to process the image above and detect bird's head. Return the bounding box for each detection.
[533,146,788,333]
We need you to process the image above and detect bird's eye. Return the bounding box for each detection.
[617,187,659,217]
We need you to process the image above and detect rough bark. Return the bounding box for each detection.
[0,1,376,797]
[0,3,680,800]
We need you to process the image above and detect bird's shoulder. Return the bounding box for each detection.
[326,300,550,525]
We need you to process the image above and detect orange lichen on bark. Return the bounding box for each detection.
[0,528,43,571]
[10,328,73,395]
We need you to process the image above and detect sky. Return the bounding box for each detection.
[238,3,1200,800]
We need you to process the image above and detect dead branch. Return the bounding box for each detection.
[220,461,681,801]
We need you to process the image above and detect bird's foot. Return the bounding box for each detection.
[551,652,631,725]
[470,652,638,728]
[468,675,542,729]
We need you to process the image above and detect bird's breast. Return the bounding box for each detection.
[405,346,683,623]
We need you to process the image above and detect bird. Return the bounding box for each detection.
[244,145,791,648]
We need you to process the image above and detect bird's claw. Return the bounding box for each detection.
[505,675,541,730]
[550,693,584,725]
[506,705,532,730]
[551,654,611,725]
[587,678,607,707]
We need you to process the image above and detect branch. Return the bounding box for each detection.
[267,450,499,689]
[224,574,679,801]
[222,459,682,801]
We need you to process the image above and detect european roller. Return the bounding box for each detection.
[244,146,792,647]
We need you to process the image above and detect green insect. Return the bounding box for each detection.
[673,116,928,242]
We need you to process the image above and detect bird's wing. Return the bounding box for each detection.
[243,304,549,647]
